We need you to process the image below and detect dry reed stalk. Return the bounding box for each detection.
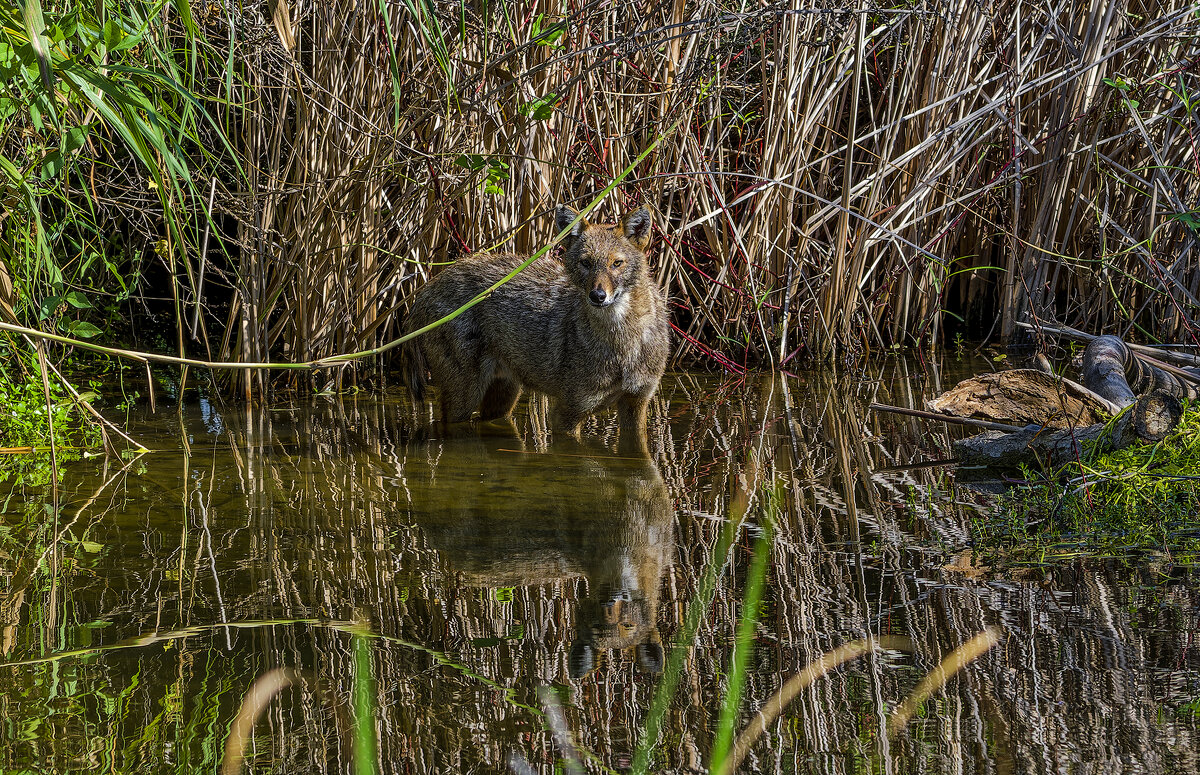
[220,667,302,775]
[165,1,1200,382]
[713,635,914,775]
[886,626,1004,735]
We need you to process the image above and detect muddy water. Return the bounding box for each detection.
[1,361,1198,774]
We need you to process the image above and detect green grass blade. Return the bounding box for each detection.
[18,0,53,93]
[710,487,777,769]
[353,633,379,775]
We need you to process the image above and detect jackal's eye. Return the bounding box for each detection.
[579,259,593,270]
[611,259,624,269]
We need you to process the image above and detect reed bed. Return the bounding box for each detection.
[2,1,1199,389]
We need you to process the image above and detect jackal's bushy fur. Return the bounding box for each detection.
[404,205,670,443]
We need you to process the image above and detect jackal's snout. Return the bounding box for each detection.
[580,263,622,307]
[557,203,652,311]
[589,274,619,306]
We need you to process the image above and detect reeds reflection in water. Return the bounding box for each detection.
[0,361,1198,773]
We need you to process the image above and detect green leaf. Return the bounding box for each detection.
[39,125,89,179]
[102,19,126,52]
[65,290,91,308]
[66,320,102,338]
[81,540,103,553]
[1167,211,1200,232]
[485,159,509,183]
[531,14,565,48]
[518,93,557,121]
[62,124,88,155]
[58,10,77,39]
[0,40,18,81]
[40,148,64,180]
[454,153,487,170]
[38,294,61,320]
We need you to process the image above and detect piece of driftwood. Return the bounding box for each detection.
[927,369,1116,428]
[1082,335,1200,409]
[954,390,1183,470]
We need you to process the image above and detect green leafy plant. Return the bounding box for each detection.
[518,93,557,121]
[0,0,225,341]
[973,403,1200,564]
[0,347,102,485]
[454,153,511,195]
[530,13,565,49]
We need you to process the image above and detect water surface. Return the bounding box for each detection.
[2,361,1198,773]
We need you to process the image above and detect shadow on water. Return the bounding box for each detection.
[1,359,1199,773]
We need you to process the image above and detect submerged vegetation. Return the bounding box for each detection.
[971,402,1200,564]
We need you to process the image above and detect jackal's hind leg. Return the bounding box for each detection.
[551,403,588,440]
[439,377,488,425]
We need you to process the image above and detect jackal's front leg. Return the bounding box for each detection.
[617,393,651,456]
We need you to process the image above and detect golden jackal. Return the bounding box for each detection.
[404,204,670,446]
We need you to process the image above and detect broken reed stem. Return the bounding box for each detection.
[715,628,1002,775]
[886,627,1003,735]
[868,402,1029,433]
[713,636,914,775]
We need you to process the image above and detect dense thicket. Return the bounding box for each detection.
[2,1,1198,389]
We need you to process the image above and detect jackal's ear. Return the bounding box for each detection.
[621,206,652,252]
[555,204,588,239]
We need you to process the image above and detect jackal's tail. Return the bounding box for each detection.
[402,339,428,403]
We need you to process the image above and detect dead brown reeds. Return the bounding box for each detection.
[7,1,1200,389]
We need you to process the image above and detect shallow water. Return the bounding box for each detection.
[1,361,1198,774]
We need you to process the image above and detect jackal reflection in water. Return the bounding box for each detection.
[403,436,674,678]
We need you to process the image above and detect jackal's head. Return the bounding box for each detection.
[568,589,664,679]
[555,204,653,309]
